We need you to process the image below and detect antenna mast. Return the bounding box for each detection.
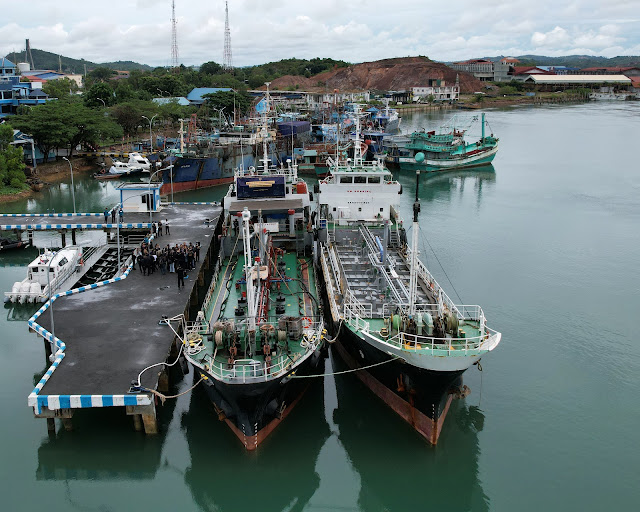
[170,0,179,69]
[223,1,233,72]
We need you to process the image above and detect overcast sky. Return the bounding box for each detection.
[2,0,639,67]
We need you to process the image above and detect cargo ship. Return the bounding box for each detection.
[315,108,501,443]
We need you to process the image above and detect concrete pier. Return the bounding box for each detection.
[27,203,222,434]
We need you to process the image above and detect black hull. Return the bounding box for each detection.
[194,346,323,449]
[330,322,467,443]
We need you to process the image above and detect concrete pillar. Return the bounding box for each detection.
[60,230,67,247]
[71,229,77,245]
[28,230,34,246]
[62,417,73,432]
[141,402,158,435]
[132,414,143,431]
[47,418,55,434]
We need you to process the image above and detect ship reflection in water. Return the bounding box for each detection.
[182,374,331,512]
[329,350,489,512]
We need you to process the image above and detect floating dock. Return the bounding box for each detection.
[24,203,222,434]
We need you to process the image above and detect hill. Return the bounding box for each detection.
[3,48,152,74]
[267,57,483,93]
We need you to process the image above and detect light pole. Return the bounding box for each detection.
[212,107,225,130]
[142,114,158,154]
[62,157,76,215]
[97,98,106,108]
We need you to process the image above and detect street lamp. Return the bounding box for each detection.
[212,107,225,130]
[97,98,106,107]
[62,157,76,215]
[142,114,158,154]
[147,168,164,228]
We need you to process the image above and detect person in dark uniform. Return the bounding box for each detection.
[177,261,185,289]
[111,208,116,223]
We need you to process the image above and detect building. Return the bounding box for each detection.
[449,58,513,82]
[0,58,49,118]
[510,66,557,82]
[576,66,640,78]
[412,78,459,102]
[186,87,233,106]
[537,66,580,75]
[523,74,632,91]
[450,59,494,81]
[152,97,190,107]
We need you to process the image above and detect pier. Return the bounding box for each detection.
[24,202,222,435]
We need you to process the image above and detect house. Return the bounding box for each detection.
[510,66,557,82]
[449,58,513,82]
[0,58,50,117]
[412,78,459,102]
[152,97,190,107]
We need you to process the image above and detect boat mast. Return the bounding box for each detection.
[481,112,485,140]
[179,118,185,154]
[353,105,363,166]
[242,208,256,332]
[261,82,271,172]
[408,170,421,316]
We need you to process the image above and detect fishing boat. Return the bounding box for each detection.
[316,108,501,443]
[177,104,325,450]
[0,236,30,252]
[397,113,498,172]
[5,247,82,304]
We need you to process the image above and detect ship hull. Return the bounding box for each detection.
[160,143,286,195]
[331,323,466,444]
[192,345,323,450]
[400,144,499,172]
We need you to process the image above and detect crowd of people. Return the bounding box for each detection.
[132,239,201,290]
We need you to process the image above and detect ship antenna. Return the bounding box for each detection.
[261,82,271,173]
[170,0,179,70]
[408,170,421,315]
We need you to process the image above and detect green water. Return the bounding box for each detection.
[1,102,639,510]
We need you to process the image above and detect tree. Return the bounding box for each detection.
[87,67,116,83]
[11,101,74,162]
[0,123,27,190]
[157,100,194,127]
[84,82,114,108]
[42,77,79,99]
[202,90,253,117]
[110,100,157,136]
[62,102,123,155]
[200,61,222,75]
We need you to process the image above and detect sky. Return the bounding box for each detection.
[1,0,639,67]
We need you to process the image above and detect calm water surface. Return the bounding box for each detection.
[1,102,639,511]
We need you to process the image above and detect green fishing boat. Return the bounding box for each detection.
[397,113,498,172]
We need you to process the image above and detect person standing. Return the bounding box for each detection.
[165,218,170,235]
[103,208,109,223]
[195,242,200,263]
[111,208,116,223]
[119,207,123,222]
[157,219,163,237]
[176,262,184,289]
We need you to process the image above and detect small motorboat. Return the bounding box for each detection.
[0,237,30,251]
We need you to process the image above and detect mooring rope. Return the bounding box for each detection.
[143,376,204,404]
[291,355,400,379]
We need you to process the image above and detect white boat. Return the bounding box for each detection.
[316,106,501,443]
[108,153,152,175]
[5,247,82,303]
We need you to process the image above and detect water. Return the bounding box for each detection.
[1,102,639,510]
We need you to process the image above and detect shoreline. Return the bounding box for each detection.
[0,157,95,204]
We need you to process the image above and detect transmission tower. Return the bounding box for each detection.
[223,1,233,72]
[170,0,179,69]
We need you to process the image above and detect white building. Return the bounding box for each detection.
[412,78,459,102]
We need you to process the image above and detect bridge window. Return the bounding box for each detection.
[354,176,366,184]
[368,176,380,184]
[339,176,352,184]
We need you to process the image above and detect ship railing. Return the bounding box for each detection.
[202,319,325,383]
[201,248,225,315]
[320,245,342,321]
[381,303,486,327]
[384,326,500,355]
[405,246,463,318]
[344,291,371,332]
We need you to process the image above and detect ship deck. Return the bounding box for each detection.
[194,249,320,381]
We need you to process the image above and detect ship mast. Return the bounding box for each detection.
[260,82,271,172]
[353,105,363,166]
[242,208,256,332]
[408,170,421,316]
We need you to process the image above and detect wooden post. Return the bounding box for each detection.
[71,228,77,245]
[62,417,73,431]
[141,402,158,435]
[132,414,143,431]
[47,418,55,434]
[60,229,66,247]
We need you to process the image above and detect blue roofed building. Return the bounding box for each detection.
[0,58,50,118]
[186,87,233,106]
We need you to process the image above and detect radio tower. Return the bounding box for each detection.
[170,0,179,69]
[223,1,233,72]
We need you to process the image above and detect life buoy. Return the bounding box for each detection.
[301,317,312,329]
